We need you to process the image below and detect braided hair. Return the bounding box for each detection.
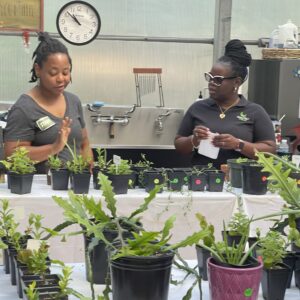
[218,39,252,82]
[29,32,72,83]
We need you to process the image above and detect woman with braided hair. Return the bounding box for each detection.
[175,39,276,168]
[4,32,93,173]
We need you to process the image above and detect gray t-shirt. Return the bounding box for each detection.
[4,91,86,173]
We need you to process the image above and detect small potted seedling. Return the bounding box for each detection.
[0,147,36,194]
[106,156,132,194]
[66,143,92,194]
[92,147,111,189]
[48,155,69,190]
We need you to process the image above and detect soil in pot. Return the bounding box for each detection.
[261,263,290,300]
[110,252,174,300]
[10,173,34,195]
[51,169,69,190]
[241,164,269,195]
[195,244,211,280]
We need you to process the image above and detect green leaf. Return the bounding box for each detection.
[99,173,117,218]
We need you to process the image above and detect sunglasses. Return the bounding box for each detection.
[204,72,237,86]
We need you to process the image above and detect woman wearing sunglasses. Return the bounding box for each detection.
[174,39,276,168]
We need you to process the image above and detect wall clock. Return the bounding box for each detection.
[56,1,101,46]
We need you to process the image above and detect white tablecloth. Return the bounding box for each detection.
[242,193,286,236]
[0,176,237,262]
[0,262,299,300]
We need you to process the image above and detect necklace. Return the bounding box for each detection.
[217,99,239,119]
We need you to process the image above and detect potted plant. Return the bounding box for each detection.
[0,146,36,194]
[188,166,207,191]
[241,161,269,195]
[65,143,92,194]
[131,153,154,188]
[226,157,254,188]
[48,155,69,190]
[92,147,111,190]
[106,158,132,194]
[223,211,250,247]
[259,230,290,300]
[109,214,210,300]
[143,167,166,193]
[166,168,191,191]
[53,173,160,286]
[0,199,16,274]
[206,169,225,192]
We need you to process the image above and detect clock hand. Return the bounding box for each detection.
[67,11,81,26]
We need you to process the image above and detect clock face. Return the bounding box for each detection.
[56,1,101,46]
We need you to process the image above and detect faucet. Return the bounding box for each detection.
[155,110,171,134]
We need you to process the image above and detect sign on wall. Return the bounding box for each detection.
[0,0,43,31]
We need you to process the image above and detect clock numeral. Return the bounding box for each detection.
[63,27,68,33]
[69,33,73,38]
[84,34,88,40]
[92,22,97,27]
[60,19,65,25]
[89,29,93,34]
[76,35,80,41]
[77,5,82,11]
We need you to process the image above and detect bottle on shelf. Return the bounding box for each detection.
[277,139,290,153]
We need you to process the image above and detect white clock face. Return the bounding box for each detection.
[56,1,101,45]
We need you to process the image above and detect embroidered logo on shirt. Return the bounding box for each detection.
[237,112,249,121]
[36,116,56,131]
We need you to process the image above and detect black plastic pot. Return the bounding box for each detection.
[9,172,34,195]
[227,159,243,188]
[108,174,132,194]
[290,172,300,188]
[127,171,137,189]
[242,164,269,195]
[167,168,189,191]
[111,252,174,300]
[282,252,296,288]
[50,169,69,190]
[195,245,211,281]
[70,171,91,194]
[143,170,165,193]
[84,228,134,284]
[248,237,260,258]
[295,254,300,288]
[261,263,290,300]
[188,173,207,191]
[131,166,148,188]
[8,248,17,285]
[206,171,225,192]
[296,217,300,232]
[221,231,242,247]
[3,248,10,274]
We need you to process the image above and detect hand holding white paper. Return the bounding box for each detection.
[198,133,220,159]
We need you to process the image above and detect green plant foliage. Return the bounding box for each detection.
[48,155,64,171]
[0,199,16,248]
[259,230,287,269]
[107,159,132,175]
[0,147,36,174]
[25,281,39,300]
[256,152,300,209]
[227,211,250,236]
[65,142,91,174]
[94,148,111,170]
[133,153,153,169]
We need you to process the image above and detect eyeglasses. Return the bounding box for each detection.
[204,72,237,86]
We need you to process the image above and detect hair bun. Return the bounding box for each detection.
[37,32,51,43]
[224,39,252,67]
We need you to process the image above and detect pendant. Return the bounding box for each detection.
[219,113,225,119]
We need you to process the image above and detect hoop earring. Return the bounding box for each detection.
[234,87,237,92]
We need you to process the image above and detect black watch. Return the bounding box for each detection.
[236,139,245,152]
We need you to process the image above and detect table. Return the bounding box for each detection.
[242,193,286,236]
[0,262,299,299]
[0,176,237,262]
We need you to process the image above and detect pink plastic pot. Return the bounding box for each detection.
[207,257,263,300]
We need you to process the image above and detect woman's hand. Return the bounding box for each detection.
[52,117,72,154]
[212,133,239,149]
[192,125,210,145]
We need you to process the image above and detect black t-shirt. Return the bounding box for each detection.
[177,95,275,168]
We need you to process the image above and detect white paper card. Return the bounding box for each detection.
[27,239,42,251]
[113,155,121,165]
[292,155,300,167]
[198,133,220,159]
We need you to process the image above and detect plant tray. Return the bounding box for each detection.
[262,48,300,59]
